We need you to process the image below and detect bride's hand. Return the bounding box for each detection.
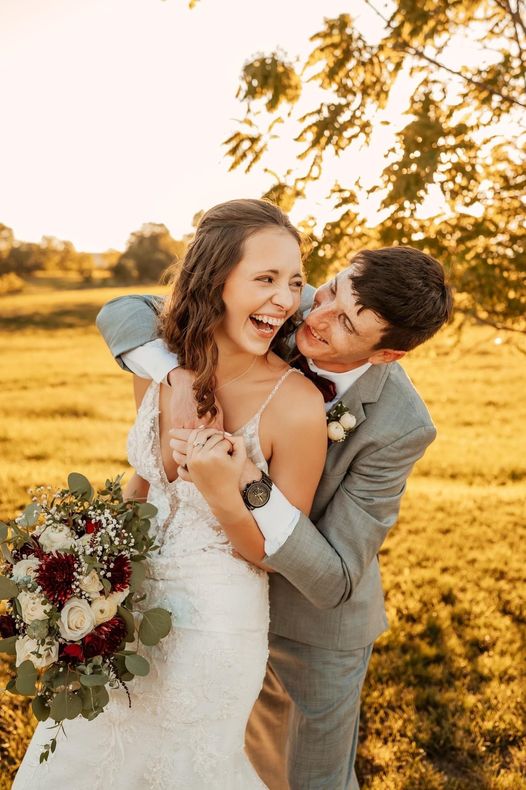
[185,430,247,506]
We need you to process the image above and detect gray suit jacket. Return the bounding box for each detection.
[96,292,436,650]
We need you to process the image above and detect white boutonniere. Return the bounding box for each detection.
[327,403,357,444]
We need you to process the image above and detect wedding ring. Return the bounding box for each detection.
[193,440,206,448]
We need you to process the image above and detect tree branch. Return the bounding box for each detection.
[363,0,526,109]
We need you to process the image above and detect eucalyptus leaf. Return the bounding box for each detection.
[26,619,49,640]
[79,672,109,688]
[129,561,146,592]
[117,605,135,641]
[124,653,150,676]
[0,635,17,655]
[67,472,94,501]
[32,695,51,722]
[6,678,17,694]
[19,503,41,528]
[138,607,172,647]
[50,690,83,722]
[0,575,19,600]
[16,660,38,696]
[137,503,158,520]
[1,542,15,564]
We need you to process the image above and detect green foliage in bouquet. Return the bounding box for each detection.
[0,473,172,762]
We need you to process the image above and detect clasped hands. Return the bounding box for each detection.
[167,366,262,503]
[169,426,262,507]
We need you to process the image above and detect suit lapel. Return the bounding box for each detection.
[325,363,390,463]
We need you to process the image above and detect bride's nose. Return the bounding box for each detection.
[271,283,295,312]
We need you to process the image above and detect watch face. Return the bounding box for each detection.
[247,482,270,508]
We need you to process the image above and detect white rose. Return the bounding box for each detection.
[108,587,129,606]
[17,590,50,624]
[15,635,58,669]
[11,558,40,582]
[79,570,104,599]
[339,412,357,431]
[59,597,96,641]
[327,421,346,442]
[90,596,118,626]
[38,524,76,553]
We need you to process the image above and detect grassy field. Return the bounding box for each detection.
[1,284,525,789]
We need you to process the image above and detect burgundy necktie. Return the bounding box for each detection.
[291,356,336,403]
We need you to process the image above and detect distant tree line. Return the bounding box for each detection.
[0,222,189,294]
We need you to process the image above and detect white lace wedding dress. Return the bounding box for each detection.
[13,371,297,789]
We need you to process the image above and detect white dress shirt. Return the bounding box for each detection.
[122,341,370,556]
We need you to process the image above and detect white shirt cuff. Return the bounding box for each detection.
[122,339,179,384]
[251,484,300,556]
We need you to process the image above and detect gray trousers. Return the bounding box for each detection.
[246,633,374,790]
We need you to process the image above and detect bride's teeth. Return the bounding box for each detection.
[251,314,284,327]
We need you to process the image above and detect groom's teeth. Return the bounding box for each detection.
[310,326,327,343]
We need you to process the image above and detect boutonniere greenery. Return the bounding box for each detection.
[327,403,357,444]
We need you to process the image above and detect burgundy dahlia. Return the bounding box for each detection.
[106,554,131,592]
[36,552,78,606]
[83,616,126,658]
[82,631,106,659]
[0,613,17,638]
[61,643,85,663]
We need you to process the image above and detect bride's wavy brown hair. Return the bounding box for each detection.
[160,199,306,420]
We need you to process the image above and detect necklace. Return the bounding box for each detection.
[215,356,258,392]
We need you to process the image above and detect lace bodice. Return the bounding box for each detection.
[127,369,299,558]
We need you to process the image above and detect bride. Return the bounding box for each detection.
[13,199,327,789]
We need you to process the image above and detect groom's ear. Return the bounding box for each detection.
[368,348,406,365]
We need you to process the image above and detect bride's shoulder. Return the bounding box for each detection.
[269,365,325,426]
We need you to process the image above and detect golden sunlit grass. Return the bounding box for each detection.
[1,284,524,788]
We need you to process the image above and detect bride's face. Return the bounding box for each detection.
[217,227,304,355]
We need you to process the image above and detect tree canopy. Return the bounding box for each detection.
[225,0,526,332]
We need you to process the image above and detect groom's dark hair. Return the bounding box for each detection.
[350,246,453,351]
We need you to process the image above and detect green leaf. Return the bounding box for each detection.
[138,607,172,647]
[0,521,8,542]
[137,503,158,519]
[6,678,17,694]
[16,660,38,696]
[124,653,150,676]
[67,472,94,501]
[79,672,109,688]
[19,503,41,528]
[129,561,146,592]
[0,575,19,600]
[32,694,51,722]
[117,605,136,642]
[1,542,15,564]
[0,635,17,655]
[50,690,83,722]
[26,619,49,640]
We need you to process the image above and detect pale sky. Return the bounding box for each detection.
[0,0,482,252]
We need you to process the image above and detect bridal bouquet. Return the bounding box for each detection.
[0,473,171,761]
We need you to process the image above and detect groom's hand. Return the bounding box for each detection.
[167,368,224,430]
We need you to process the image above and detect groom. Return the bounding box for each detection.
[96,245,452,789]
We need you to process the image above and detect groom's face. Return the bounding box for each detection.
[296,267,400,372]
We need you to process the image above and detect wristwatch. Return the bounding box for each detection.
[241,471,273,510]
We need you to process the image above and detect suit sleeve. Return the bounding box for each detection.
[264,424,436,609]
[96,295,165,370]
